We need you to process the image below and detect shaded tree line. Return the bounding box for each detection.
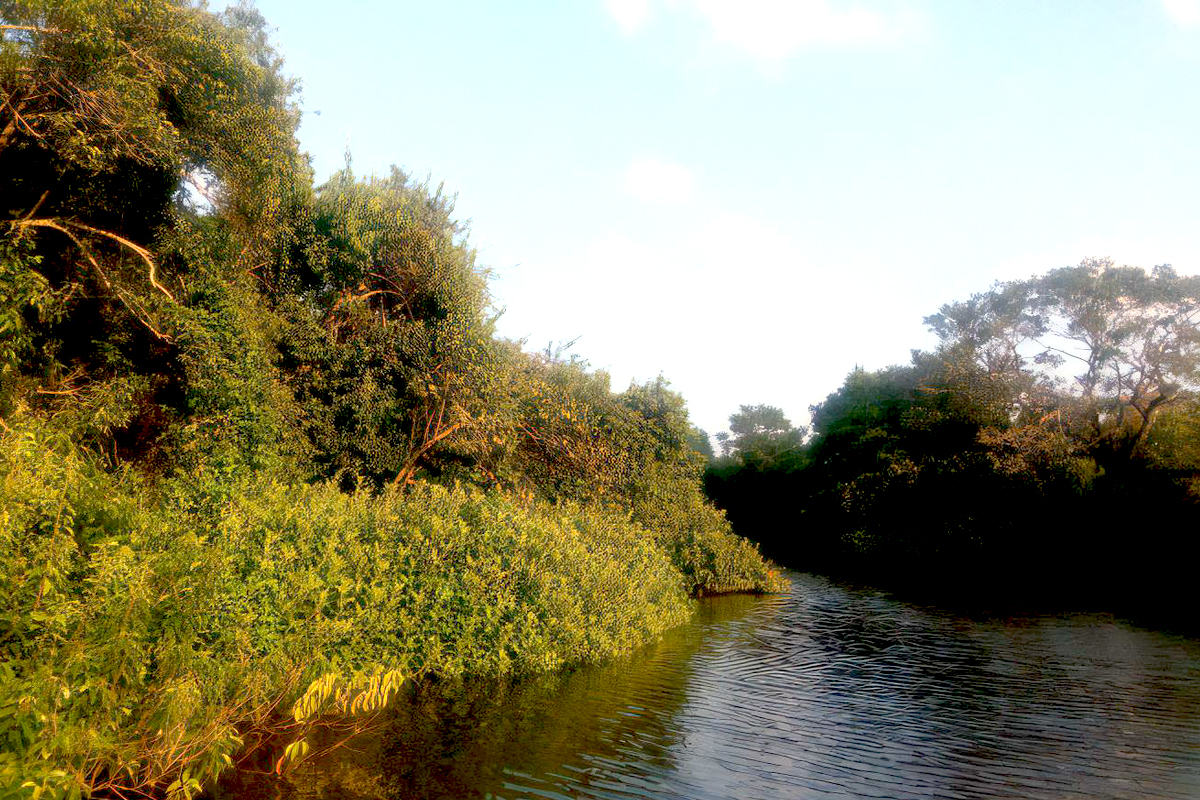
[706,259,1200,612]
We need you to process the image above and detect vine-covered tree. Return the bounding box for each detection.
[277,166,503,488]
[2,5,783,798]
[1,0,306,472]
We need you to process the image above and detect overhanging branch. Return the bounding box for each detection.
[10,216,175,341]
[14,216,176,302]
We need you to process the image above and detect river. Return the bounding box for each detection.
[220,572,1200,799]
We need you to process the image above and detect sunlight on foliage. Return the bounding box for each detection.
[0,2,783,796]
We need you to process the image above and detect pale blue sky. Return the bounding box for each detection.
[252,0,1200,437]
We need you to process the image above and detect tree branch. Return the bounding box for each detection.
[393,420,466,487]
[1030,337,1091,366]
[11,218,174,341]
[329,289,400,315]
[14,218,113,290]
[15,217,176,302]
[0,90,40,153]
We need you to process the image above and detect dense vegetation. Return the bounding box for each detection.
[706,260,1200,611]
[0,2,781,797]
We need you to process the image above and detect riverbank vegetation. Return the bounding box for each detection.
[706,260,1200,611]
[0,2,780,796]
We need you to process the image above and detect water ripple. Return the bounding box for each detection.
[257,573,1200,800]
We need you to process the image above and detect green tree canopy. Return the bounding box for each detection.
[2,0,308,477]
[926,258,1200,469]
[716,403,804,467]
[277,166,502,488]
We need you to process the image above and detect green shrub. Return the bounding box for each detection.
[0,418,255,800]
[0,418,697,799]
[207,479,692,677]
[628,462,787,596]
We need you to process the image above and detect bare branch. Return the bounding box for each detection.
[115,286,171,341]
[15,217,176,302]
[1030,337,1091,365]
[13,218,114,291]
[329,288,400,315]
[11,218,174,341]
[0,91,40,152]
[68,221,176,301]
[20,190,49,221]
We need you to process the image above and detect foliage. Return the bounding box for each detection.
[706,260,1200,604]
[0,238,56,416]
[926,258,1200,469]
[212,477,693,678]
[0,0,301,219]
[502,357,783,594]
[0,416,700,797]
[715,404,804,467]
[686,424,714,461]
[0,4,784,797]
[276,166,501,489]
[1,0,308,480]
[0,417,247,800]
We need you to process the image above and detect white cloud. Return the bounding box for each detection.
[606,0,652,34]
[690,0,908,59]
[1164,0,1200,27]
[493,205,926,436]
[623,159,696,202]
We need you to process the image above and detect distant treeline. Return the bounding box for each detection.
[705,260,1200,613]
[0,2,779,797]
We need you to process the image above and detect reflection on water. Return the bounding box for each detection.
[221,574,1200,800]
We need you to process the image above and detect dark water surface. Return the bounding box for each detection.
[237,573,1200,799]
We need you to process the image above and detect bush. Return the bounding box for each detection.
[0,418,697,798]
[207,479,692,677]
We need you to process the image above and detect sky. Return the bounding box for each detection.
[251,0,1200,438]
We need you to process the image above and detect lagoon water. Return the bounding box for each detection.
[230,573,1200,800]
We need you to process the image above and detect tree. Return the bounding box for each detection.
[1,0,307,473]
[716,404,804,466]
[687,425,714,461]
[277,166,503,488]
[926,258,1200,470]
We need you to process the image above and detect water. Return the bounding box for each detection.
[225,573,1200,800]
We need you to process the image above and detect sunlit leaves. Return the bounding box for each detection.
[0,3,785,797]
[277,167,499,487]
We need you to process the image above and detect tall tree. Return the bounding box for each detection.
[2,0,307,471]
[277,166,502,488]
[926,258,1200,469]
[716,404,804,466]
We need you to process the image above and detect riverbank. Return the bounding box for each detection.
[214,572,1200,800]
[0,418,782,800]
[0,4,784,796]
